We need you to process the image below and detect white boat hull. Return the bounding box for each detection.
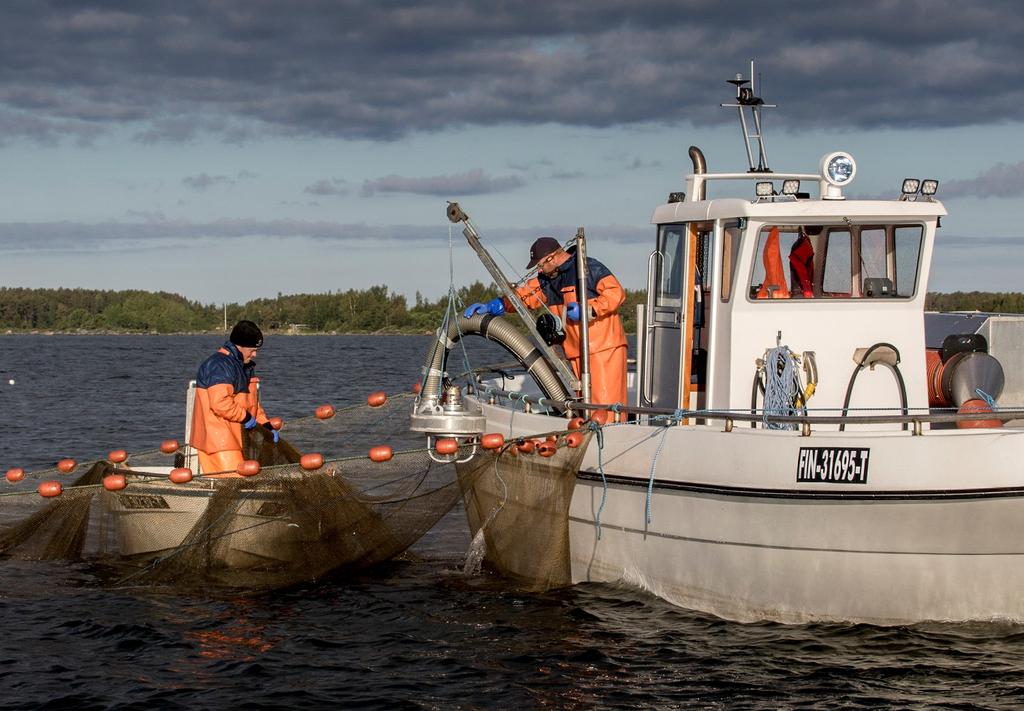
[104,477,301,567]
[469,398,1024,624]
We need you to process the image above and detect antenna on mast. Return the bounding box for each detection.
[722,60,776,172]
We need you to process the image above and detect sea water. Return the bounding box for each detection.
[2,334,1024,709]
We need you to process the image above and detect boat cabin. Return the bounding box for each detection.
[636,75,946,428]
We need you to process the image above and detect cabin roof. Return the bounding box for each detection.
[651,195,947,225]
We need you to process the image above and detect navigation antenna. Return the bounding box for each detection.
[722,61,776,173]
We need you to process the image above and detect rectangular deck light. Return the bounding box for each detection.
[921,179,939,196]
[781,179,800,195]
[755,181,774,197]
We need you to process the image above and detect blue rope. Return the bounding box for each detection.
[976,388,999,410]
[587,421,608,540]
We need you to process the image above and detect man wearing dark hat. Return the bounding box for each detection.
[465,237,628,420]
[189,320,279,476]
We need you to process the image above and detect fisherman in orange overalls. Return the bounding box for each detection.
[466,237,628,421]
[189,320,279,476]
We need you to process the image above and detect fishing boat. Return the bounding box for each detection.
[412,68,1024,625]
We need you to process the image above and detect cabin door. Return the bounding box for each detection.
[641,224,688,408]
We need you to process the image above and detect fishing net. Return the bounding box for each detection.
[457,432,590,592]
[0,392,465,593]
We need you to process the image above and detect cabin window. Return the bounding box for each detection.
[720,222,743,302]
[656,225,685,308]
[749,223,924,300]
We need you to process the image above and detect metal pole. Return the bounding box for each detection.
[575,227,592,403]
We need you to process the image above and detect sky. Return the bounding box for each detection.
[1,1,1023,305]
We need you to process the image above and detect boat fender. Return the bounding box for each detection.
[369,445,394,462]
[301,453,325,470]
[57,459,76,474]
[160,439,180,454]
[169,468,193,484]
[108,449,128,464]
[103,474,127,491]
[315,404,336,420]
[956,398,1003,429]
[237,460,261,477]
[367,391,388,408]
[38,481,62,497]
[6,468,25,483]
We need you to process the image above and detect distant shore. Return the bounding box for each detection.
[0,328,435,337]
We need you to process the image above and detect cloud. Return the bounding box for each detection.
[303,178,349,196]
[942,161,1024,199]
[181,170,256,191]
[0,1,1022,145]
[360,169,526,196]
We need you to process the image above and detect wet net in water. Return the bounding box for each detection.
[1,392,463,592]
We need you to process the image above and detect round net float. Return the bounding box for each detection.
[237,460,261,477]
[538,441,558,457]
[57,458,77,473]
[565,432,585,448]
[169,467,193,484]
[108,449,128,464]
[588,410,610,426]
[300,453,325,471]
[5,467,26,484]
[103,474,127,491]
[368,445,394,462]
[568,417,586,430]
[956,399,1002,429]
[435,438,459,455]
[315,404,336,420]
[516,439,535,454]
[268,417,284,431]
[480,433,505,450]
[160,439,180,454]
[38,481,62,498]
[367,391,388,407]
[412,382,422,394]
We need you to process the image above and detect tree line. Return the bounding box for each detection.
[1,285,1020,334]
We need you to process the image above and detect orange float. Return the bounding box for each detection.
[565,432,585,448]
[268,417,284,431]
[315,404,336,420]
[516,440,535,454]
[412,382,422,394]
[108,449,128,464]
[435,438,459,455]
[38,481,62,497]
[568,417,586,430]
[103,474,127,491]
[367,391,388,407]
[300,453,325,470]
[480,433,505,450]
[169,467,193,484]
[589,410,610,426]
[6,467,25,484]
[369,445,394,462]
[57,458,77,473]
[160,439,180,454]
[538,441,557,457]
[237,460,261,477]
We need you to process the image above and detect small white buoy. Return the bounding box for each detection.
[7,379,13,386]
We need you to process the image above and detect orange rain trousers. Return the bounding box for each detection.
[570,345,628,422]
[198,449,245,479]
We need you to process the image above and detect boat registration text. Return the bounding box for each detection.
[796,447,870,484]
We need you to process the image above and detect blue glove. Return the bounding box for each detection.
[262,422,280,443]
[242,414,258,430]
[565,302,581,321]
[464,298,505,318]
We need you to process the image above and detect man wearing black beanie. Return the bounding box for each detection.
[189,320,279,476]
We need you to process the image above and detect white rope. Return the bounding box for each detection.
[763,346,800,430]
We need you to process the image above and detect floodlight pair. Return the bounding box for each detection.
[754,179,801,198]
[902,178,939,197]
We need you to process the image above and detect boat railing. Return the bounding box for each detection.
[470,384,1024,435]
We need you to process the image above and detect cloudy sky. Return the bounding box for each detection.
[1,0,1023,304]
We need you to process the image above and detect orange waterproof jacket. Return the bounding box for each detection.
[189,343,268,455]
[506,251,626,359]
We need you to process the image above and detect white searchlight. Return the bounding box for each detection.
[820,151,856,200]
